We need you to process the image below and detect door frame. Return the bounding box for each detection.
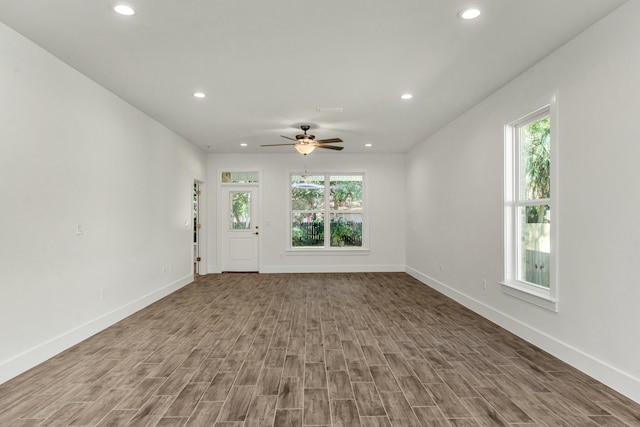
[193,179,207,276]
[216,169,262,272]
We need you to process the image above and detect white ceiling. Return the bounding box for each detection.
[0,0,627,153]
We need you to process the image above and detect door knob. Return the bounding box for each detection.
[254,232,259,235]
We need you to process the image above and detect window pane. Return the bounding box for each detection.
[291,175,325,210]
[519,116,550,200]
[518,205,550,287]
[222,171,259,183]
[329,213,362,247]
[292,212,324,247]
[330,176,363,211]
[230,192,251,229]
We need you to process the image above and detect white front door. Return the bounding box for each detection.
[222,185,259,271]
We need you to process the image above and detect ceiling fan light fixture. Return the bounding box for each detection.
[295,144,316,155]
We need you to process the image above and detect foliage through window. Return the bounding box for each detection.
[505,106,554,299]
[291,174,364,248]
[230,192,251,230]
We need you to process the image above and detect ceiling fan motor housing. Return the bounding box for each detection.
[296,133,315,141]
[297,125,314,141]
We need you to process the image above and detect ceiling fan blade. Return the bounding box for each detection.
[280,135,298,141]
[261,143,297,147]
[315,138,343,144]
[315,144,344,151]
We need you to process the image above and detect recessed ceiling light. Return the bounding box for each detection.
[365,143,373,147]
[193,92,206,98]
[240,143,248,147]
[401,94,413,100]
[459,8,481,20]
[113,4,135,15]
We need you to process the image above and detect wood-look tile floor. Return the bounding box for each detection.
[1,273,639,426]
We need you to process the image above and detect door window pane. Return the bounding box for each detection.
[230,192,251,229]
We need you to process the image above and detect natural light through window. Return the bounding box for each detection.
[290,174,365,250]
[504,103,557,311]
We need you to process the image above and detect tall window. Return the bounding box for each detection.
[290,174,364,249]
[504,105,557,310]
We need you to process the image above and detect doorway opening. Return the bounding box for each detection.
[193,181,202,276]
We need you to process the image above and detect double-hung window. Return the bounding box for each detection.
[290,173,365,250]
[504,104,557,311]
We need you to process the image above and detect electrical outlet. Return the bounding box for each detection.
[100,287,105,299]
[439,264,444,272]
[482,279,487,290]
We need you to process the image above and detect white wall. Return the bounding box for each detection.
[3,1,637,403]
[206,153,405,273]
[0,23,206,383]
[405,2,640,402]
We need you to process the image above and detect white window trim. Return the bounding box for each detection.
[502,98,559,312]
[287,171,368,252]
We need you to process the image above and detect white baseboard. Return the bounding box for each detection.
[0,274,194,385]
[208,262,405,274]
[207,265,222,274]
[259,264,405,274]
[405,266,640,404]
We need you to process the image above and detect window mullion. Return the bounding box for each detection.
[516,198,551,207]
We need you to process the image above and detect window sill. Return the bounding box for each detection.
[500,281,558,312]
[285,248,370,256]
